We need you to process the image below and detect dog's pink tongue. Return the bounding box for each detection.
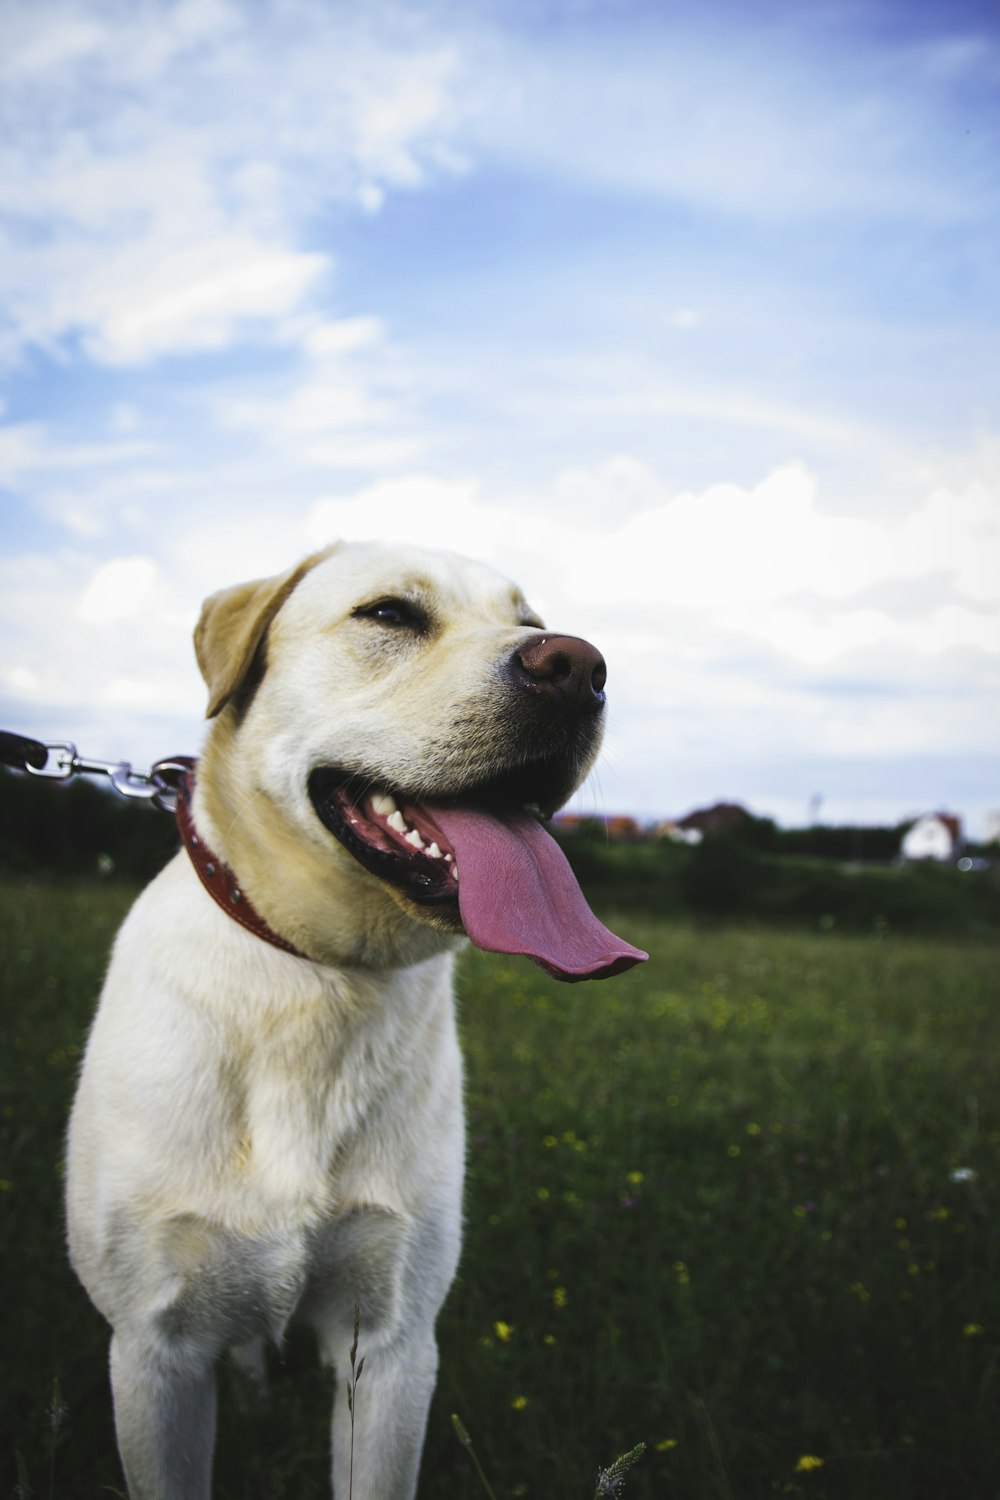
[429,806,647,982]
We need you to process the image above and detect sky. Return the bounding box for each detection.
[1,0,998,836]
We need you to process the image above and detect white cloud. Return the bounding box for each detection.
[104,677,158,706]
[306,476,507,556]
[8,666,40,693]
[0,421,151,484]
[0,2,467,365]
[82,242,329,365]
[78,556,164,625]
[734,602,1000,666]
[2,452,997,835]
[897,484,1000,604]
[214,312,423,470]
[298,317,385,360]
[546,460,1000,627]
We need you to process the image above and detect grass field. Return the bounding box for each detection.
[1,877,997,1499]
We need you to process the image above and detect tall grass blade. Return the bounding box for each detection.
[451,1413,500,1500]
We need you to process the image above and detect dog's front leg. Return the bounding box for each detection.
[110,1330,217,1500]
[329,1329,439,1500]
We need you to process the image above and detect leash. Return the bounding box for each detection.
[1,730,308,960]
[0,730,190,811]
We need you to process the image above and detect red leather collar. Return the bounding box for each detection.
[174,763,309,961]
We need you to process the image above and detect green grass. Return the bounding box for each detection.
[1,879,998,1498]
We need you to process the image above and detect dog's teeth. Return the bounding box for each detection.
[372,792,398,817]
[426,841,442,859]
[405,828,425,849]
[444,852,453,862]
[387,810,407,835]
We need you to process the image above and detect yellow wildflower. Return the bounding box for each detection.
[794,1455,825,1473]
[494,1321,513,1343]
[656,1438,678,1451]
[963,1322,984,1337]
[511,1394,529,1411]
[552,1286,568,1309]
[626,1170,644,1186]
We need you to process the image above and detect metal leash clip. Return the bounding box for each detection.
[0,731,192,814]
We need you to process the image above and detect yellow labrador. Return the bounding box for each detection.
[66,541,645,1500]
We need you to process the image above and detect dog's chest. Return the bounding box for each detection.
[223,963,457,1220]
[143,962,463,1347]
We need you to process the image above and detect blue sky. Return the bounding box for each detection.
[1,0,998,834]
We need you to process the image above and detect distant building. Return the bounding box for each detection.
[550,813,587,837]
[653,819,703,846]
[984,811,1000,847]
[677,801,751,838]
[604,815,644,842]
[550,813,643,842]
[901,813,963,862]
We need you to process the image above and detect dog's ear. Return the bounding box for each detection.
[195,547,335,718]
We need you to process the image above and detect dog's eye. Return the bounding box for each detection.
[354,598,426,630]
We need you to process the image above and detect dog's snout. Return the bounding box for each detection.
[513,634,607,711]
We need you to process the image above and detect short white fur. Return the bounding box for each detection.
[66,541,603,1500]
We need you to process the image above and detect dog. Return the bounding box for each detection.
[66,540,645,1499]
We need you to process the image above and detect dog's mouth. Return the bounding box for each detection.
[309,769,468,910]
[308,767,647,982]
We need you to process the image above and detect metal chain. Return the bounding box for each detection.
[0,730,191,813]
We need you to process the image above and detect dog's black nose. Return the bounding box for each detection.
[512,634,607,712]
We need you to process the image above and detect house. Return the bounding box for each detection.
[901,813,963,862]
[550,813,587,837]
[604,815,644,843]
[550,813,643,841]
[653,819,703,846]
[677,801,751,838]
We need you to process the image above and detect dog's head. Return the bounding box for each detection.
[193,541,644,978]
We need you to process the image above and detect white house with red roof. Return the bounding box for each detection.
[901,813,963,862]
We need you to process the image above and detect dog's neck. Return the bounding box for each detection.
[175,766,309,960]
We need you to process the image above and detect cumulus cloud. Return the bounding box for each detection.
[78,556,164,625]
[2,452,997,830]
[307,476,507,556]
[548,459,1000,627]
